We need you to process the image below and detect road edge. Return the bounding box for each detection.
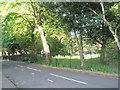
[2,74,19,88]
[10,61,118,79]
[31,64,119,79]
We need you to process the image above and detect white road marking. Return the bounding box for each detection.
[27,67,41,72]
[17,65,23,67]
[50,73,87,85]
[48,79,53,82]
[31,73,35,75]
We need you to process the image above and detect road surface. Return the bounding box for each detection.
[2,61,118,88]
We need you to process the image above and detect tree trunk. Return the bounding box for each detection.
[30,2,51,64]
[114,33,120,50]
[31,33,36,63]
[100,44,105,64]
[79,35,85,66]
[74,30,85,66]
[11,52,14,56]
[8,52,10,59]
[106,22,120,50]
[25,51,27,55]
[36,24,51,64]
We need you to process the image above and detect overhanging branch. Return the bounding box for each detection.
[86,7,99,16]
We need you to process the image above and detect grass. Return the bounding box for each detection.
[6,53,118,74]
[34,54,118,74]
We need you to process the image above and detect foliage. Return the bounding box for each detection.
[1,2,119,73]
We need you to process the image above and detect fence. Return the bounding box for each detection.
[3,49,119,73]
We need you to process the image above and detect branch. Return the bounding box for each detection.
[115,25,119,36]
[21,16,31,27]
[22,14,31,16]
[94,38,103,45]
[99,0,107,22]
[30,0,37,17]
[86,7,99,16]
[99,0,116,36]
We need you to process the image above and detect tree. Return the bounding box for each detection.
[86,2,120,50]
[43,20,69,56]
[55,2,86,66]
[22,16,37,62]
[29,2,53,64]
[1,2,40,62]
[2,12,32,55]
[1,1,69,63]
[99,1,120,50]
[85,15,114,64]
[29,2,72,62]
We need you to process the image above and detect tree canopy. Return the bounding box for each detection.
[1,1,119,65]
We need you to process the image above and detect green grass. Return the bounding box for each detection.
[7,54,118,74]
[34,55,118,74]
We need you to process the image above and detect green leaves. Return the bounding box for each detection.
[1,2,119,55]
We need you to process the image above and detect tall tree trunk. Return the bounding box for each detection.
[31,33,35,54]
[30,2,51,64]
[31,33,36,63]
[99,0,120,50]
[100,43,105,64]
[36,24,51,64]
[79,35,85,66]
[74,30,85,66]
[11,52,14,56]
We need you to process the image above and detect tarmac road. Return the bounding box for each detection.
[2,61,118,88]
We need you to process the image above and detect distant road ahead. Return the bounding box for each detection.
[2,61,118,88]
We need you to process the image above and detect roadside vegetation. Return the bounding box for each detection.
[4,50,119,74]
[1,1,119,74]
